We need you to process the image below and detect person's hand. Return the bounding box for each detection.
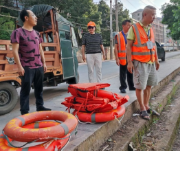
[82,55,86,62]
[127,62,134,74]
[103,54,106,60]
[116,58,120,66]
[43,64,47,72]
[155,61,160,70]
[18,66,25,76]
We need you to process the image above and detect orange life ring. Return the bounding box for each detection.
[3,111,78,142]
[23,121,60,129]
[0,121,69,151]
[74,105,125,123]
[0,134,69,151]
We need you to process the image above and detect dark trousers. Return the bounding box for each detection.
[20,67,44,113]
[119,64,134,90]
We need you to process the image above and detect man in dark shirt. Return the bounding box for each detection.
[11,9,51,115]
[82,21,105,83]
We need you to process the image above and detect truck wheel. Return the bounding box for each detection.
[0,82,18,115]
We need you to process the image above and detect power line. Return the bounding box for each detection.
[0,14,17,19]
[0,29,14,31]
[0,5,21,11]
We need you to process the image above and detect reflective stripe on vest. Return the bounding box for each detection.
[117,32,127,65]
[132,23,156,63]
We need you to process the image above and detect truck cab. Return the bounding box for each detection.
[0,4,79,115]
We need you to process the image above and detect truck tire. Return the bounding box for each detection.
[0,82,18,115]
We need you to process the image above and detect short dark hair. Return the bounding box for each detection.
[122,20,131,26]
[20,9,29,22]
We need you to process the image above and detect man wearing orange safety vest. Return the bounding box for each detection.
[127,6,160,120]
[114,20,135,94]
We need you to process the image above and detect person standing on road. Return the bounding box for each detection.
[82,21,106,83]
[11,9,51,115]
[114,20,135,94]
[127,6,160,120]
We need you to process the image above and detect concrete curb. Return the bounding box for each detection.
[73,66,180,151]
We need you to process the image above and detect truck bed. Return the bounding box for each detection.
[0,40,63,80]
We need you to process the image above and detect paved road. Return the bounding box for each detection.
[0,51,180,131]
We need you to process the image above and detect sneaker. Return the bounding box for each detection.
[120,89,126,93]
[37,106,51,111]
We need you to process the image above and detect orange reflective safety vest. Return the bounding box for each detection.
[116,32,127,65]
[132,22,156,63]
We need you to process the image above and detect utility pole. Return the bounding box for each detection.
[110,0,113,60]
[115,0,119,32]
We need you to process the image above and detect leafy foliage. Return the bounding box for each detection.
[161,0,180,40]
[0,0,17,40]
[0,0,131,44]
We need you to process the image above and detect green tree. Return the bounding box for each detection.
[98,0,131,46]
[98,0,110,46]
[161,0,179,40]
[19,0,102,45]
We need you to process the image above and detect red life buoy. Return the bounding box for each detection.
[3,111,78,142]
[23,121,60,129]
[0,134,69,151]
[0,121,69,151]
[74,105,125,123]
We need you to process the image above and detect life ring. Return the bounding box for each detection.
[0,134,69,151]
[3,111,78,142]
[23,121,60,129]
[0,121,69,151]
[74,105,125,123]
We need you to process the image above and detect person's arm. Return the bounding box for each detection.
[114,44,119,66]
[82,34,86,62]
[39,44,47,72]
[100,45,106,60]
[82,45,86,62]
[127,39,134,74]
[12,43,25,76]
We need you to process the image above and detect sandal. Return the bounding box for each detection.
[140,111,150,121]
[147,108,160,116]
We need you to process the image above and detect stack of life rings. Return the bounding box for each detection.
[62,83,129,123]
[0,111,78,151]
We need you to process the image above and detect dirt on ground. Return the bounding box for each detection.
[136,88,180,151]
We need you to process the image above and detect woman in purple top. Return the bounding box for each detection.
[11,9,51,115]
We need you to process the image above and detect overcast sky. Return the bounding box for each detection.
[93,0,170,17]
